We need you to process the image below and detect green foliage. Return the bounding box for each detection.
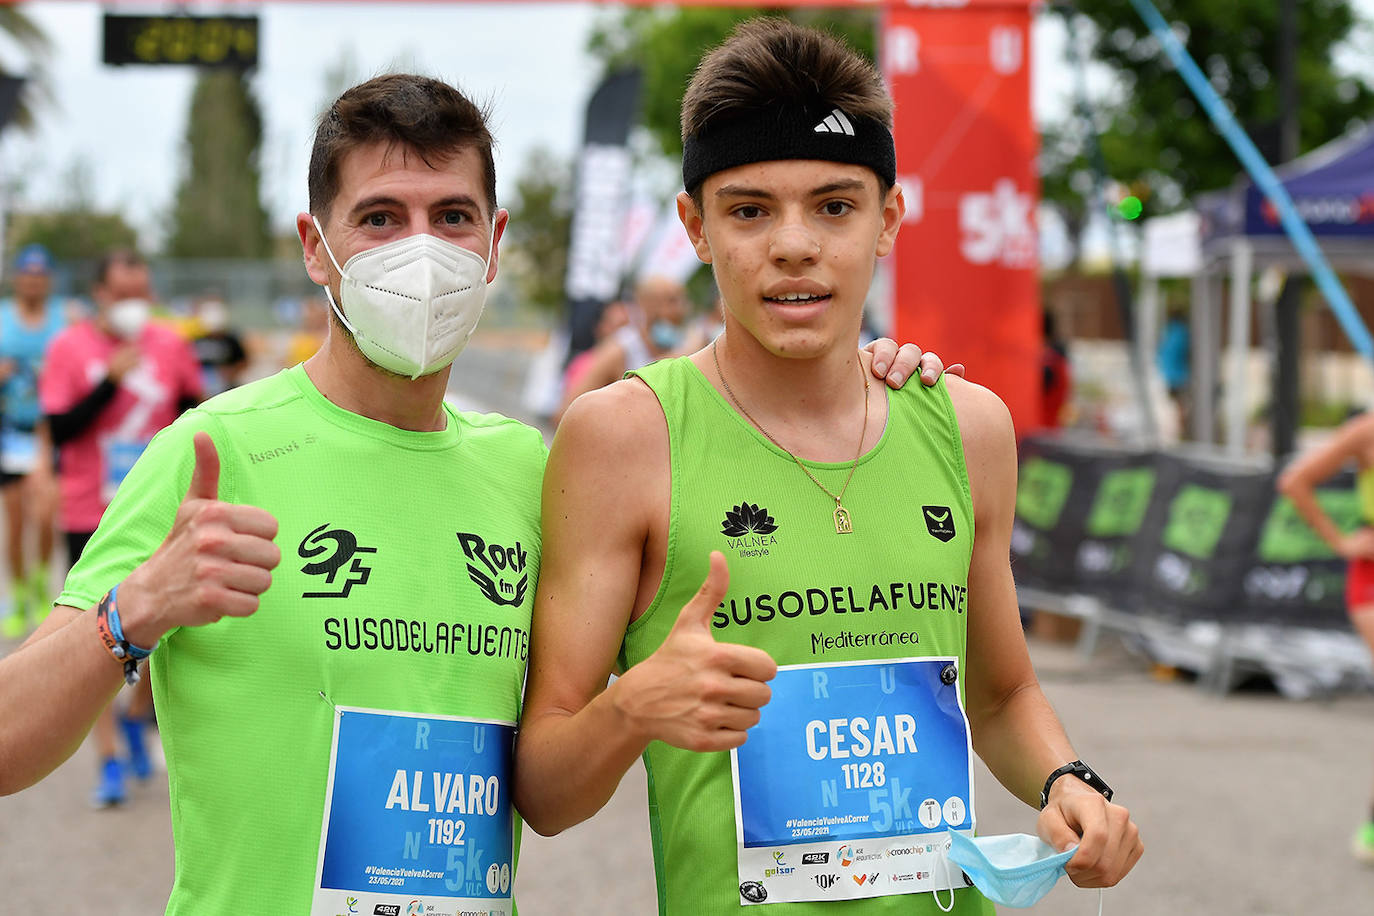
[1045,0,1373,237]
[7,159,138,264]
[8,209,138,265]
[502,147,574,313]
[166,70,271,257]
[587,7,877,159]
[0,6,52,132]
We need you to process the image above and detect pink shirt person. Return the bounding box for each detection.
[40,319,202,533]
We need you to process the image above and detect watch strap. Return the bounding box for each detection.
[1039,759,1113,809]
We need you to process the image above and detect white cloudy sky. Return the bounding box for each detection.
[0,1,1371,249]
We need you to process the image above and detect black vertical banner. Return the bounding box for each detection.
[562,68,643,360]
[1128,454,1274,624]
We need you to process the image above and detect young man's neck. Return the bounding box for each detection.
[304,332,452,432]
[709,325,868,423]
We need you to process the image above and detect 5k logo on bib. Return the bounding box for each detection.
[457,531,529,607]
[299,524,377,598]
[923,506,956,542]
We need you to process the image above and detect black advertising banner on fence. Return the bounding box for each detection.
[1130,454,1274,623]
[1071,452,1172,607]
[1012,440,1165,606]
[1239,474,1360,629]
[1011,440,1093,593]
[1013,439,1369,629]
[562,69,642,360]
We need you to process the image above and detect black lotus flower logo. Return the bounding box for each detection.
[721,502,778,537]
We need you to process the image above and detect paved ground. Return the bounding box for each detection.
[4,341,1374,913]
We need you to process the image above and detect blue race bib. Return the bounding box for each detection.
[311,707,515,916]
[730,657,975,905]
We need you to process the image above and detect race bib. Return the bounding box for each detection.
[100,437,150,503]
[311,707,516,916]
[0,428,36,475]
[731,657,975,905]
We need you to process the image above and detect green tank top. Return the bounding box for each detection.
[622,357,991,916]
[60,365,546,915]
[1358,467,1374,526]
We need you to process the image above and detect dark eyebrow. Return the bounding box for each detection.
[346,196,404,219]
[811,179,868,196]
[714,184,776,201]
[713,179,869,200]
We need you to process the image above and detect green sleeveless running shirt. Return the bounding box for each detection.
[622,357,992,915]
[1358,467,1374,525]
[60,365,545,915]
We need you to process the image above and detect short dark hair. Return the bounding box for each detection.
[94,249,146,287]
[308,73,497,219]
[681,19,893,196]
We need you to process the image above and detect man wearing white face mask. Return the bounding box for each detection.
[2,75,541,915]
[35,247,203,806]
[0,73,947,913]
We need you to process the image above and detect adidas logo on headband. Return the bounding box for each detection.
[813,108,856,136]
[681,104,896,191]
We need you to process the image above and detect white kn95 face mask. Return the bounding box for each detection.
[314,216,493,379]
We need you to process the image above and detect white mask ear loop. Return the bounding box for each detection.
[930,839,956,913]
[311,216,362,338]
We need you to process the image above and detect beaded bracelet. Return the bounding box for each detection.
[95,585,154,686]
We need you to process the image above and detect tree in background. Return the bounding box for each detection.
[166,69,271,258]
[502,147,574,313]
[1043,0,1373,253]
[7,159,138,267]
[588,7,875,160]
[0,5,51,131]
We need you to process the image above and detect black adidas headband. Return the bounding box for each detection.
[681,105,896,193]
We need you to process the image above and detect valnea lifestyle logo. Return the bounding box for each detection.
[722,502,778,537]
[721,501,780,558]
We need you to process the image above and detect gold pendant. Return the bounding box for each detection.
[834,504,853,535]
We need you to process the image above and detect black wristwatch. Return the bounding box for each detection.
[1039,760,1113,809]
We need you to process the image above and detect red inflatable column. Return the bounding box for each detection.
[884,2,1041,435]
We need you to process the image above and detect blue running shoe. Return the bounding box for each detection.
[92,757,126,807]
[121,715,152,781]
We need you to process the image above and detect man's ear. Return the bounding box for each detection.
[677,191,713,265]
[485,208,510,284]
[297,212,332,287]
[874,183,906,259]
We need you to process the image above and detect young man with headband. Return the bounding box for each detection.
[516,20,1143,914]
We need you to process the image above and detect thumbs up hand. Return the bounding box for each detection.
[613,552,778,752]
[115,431,281,648]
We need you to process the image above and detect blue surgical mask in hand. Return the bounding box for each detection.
[944,830,1076,908]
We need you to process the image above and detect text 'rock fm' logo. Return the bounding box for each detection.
[457,532,530,608]
[298,524,376,598]
[721,502,778,538]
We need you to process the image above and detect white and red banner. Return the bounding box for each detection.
[883,2,1041,435]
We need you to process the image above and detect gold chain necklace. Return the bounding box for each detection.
[712,339,869,534]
